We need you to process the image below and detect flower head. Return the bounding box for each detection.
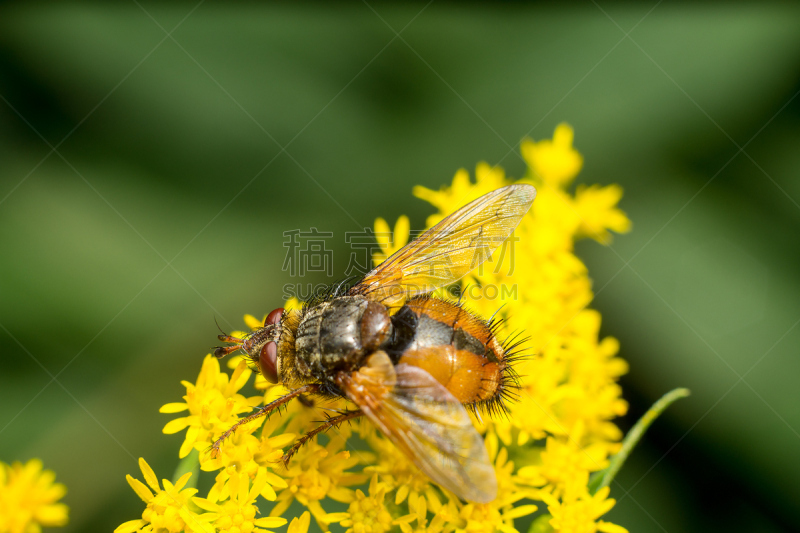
[542,485,628,533]
[200,414,292,503]
[327,475,393,533]
[521,122,583,187]
[0,458,68,533]
[116,458,211,533]
[160,356,262,458]
[271,434,366,530]
[193,470,287,533]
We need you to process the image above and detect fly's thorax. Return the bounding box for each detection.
[294,295,392,380]
[269,308,300,386]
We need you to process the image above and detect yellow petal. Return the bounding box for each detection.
[393,216,410,249]
[374,217,390,245]
[254,517,288,528]
[114,519,147,533]
[323,512,350,523]
[249,469,268,501]
[162,417,191,434]
[395,484,409,505]
[174,471,192,492]
[260,481,277,501]
[42,481,67,501]
[244,314,263,330]
[192,497,222,513]
[179,426,200,459]
[267,433,296,449]
[180,507,216,533]
[270,494,294,517]
[226,359,252,397]
[287,511,311,533]
[263,470,288,489]
[522,123,583,187]
[137,459,159,492]
[126,475,154,503]
[504,504,538,519]
[33,503,69,526]
[159,402,188,414]
[393,514,416,525]
[598,521,629,533]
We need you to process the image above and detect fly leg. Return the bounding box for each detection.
[281,409,363,466]
[210,384,320,456]
[298,394,315,408]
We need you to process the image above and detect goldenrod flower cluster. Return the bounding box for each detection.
[0,458,69,533]
[117,124,631,533]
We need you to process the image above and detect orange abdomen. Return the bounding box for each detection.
[389,297,510,407]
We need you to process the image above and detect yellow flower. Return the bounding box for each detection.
[116,458,212,533]
[373,215,411,266]
[0,458,68,533]
[271,434,366,530]
[287,511,311,533]
[573,184,631,244]
[160,356,262,458]
[454,500,537,533]
[363,430,432,505]
[327,475,393,533]
[446,432,538,533]
[518,424,610,497]
[393,492,440,533]
[542,485,628,533]
[413,162,509,229]
[193,470,287,533]
[521,122,583,187]
[199,411,292,504]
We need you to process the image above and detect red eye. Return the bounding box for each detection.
[265,308,284,326]
[259,341,279,383]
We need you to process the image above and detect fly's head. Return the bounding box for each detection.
[214,308,285,384]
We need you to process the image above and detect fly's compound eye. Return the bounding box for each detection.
[259,341,279,383]
[265,308,284,327]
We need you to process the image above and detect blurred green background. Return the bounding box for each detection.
[1,1,799,531]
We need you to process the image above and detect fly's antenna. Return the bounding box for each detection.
[213,344,241,359]
[212,315,244,359]
[214,316,228,336]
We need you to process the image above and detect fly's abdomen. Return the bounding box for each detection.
[389,297,511,407]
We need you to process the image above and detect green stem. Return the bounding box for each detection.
[588,387,690,494]
[172,449,200,488]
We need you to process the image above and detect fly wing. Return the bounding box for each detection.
[339,351,497,503]
[350,184,535,307]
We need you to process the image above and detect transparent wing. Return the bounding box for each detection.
[340,352,497,503]
[350,184,535,307]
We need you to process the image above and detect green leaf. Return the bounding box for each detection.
[588,388,691,494]
[172,449,200,489]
